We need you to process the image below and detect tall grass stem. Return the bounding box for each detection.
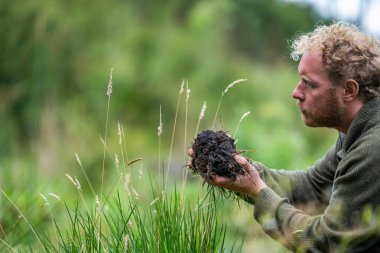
[117,121,127,175]
[121,124,130,175]
[98,69,114,252]
[0,188,44,250]
[233,111,251,139]
[211,93,224,130]
[158,105,163,183]
[101,67,113,201]
[76,153,96,197]
[165,80,184,190]
[194,101,207,139]
[212,79,247,130]
[184,80,190,161]
[39,193,60,249]
[0,238,16,252]
[181,81,190,197]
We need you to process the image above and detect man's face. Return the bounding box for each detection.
[292,51,345,128]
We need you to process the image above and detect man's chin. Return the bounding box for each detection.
[304,122,318,127]
[301,115,317,127]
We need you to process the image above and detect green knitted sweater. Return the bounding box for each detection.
[246,97,380,253]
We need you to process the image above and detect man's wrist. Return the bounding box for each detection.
[249,180,267,196]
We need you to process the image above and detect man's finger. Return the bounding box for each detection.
[188,148,194,158]
[207,175,232,185]
[234,155,254,173]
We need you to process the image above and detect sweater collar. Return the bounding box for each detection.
[342,97,380,152]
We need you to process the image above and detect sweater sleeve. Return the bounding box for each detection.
[252,132,380,252]
[238,144,338,210]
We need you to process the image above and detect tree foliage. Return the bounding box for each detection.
[0,0,328,169]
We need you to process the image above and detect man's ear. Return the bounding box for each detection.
[342,79,359,101]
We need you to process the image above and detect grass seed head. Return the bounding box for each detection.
[66,174,76,186]
[149,197,159,206]
[179,79,185,94]
[239,111,251,122]
[107,67,113,97]
[124,173,131,191]
[186,81,190,102]
[48,192,61,201]
[118,121,122,145]
[39,193,49,206]
[75,153,82,167]
[75,177,82,192]
[223,79,247,94]
[158,105,163,136]
[96,195,101,214]
[199,101,207,120]
[124,234,130,249]
[115,153,119,170]
[131,187,139,200]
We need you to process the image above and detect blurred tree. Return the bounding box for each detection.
[227,0,321,62]
[0,0,328,173]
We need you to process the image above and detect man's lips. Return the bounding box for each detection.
[297,102,306,114]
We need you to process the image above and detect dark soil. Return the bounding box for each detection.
[190,130,245,181]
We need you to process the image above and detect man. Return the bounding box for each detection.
[189,22,380,252]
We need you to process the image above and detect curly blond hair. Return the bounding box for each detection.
[291,21,380,102]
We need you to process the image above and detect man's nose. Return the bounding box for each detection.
[292,82,304,101]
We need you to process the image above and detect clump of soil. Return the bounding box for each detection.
[190,130,245,181]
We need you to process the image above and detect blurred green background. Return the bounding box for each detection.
[1,0,344,252]
[0,0,335,175]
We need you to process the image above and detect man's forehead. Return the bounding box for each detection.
[298,51,323,72]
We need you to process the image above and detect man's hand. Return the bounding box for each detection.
[188,148,266,196]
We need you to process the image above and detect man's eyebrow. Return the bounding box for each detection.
[300,73,316,82]
[302,77,311,82]
[300,75,311,82]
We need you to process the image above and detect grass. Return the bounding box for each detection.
[0,174,243,252]
[30,184,238,252]
[0,77,251,252]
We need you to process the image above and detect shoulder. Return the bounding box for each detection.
[355,124,380,151]
[339,126,380,174]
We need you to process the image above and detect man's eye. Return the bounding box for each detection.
[303,79,315,88]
